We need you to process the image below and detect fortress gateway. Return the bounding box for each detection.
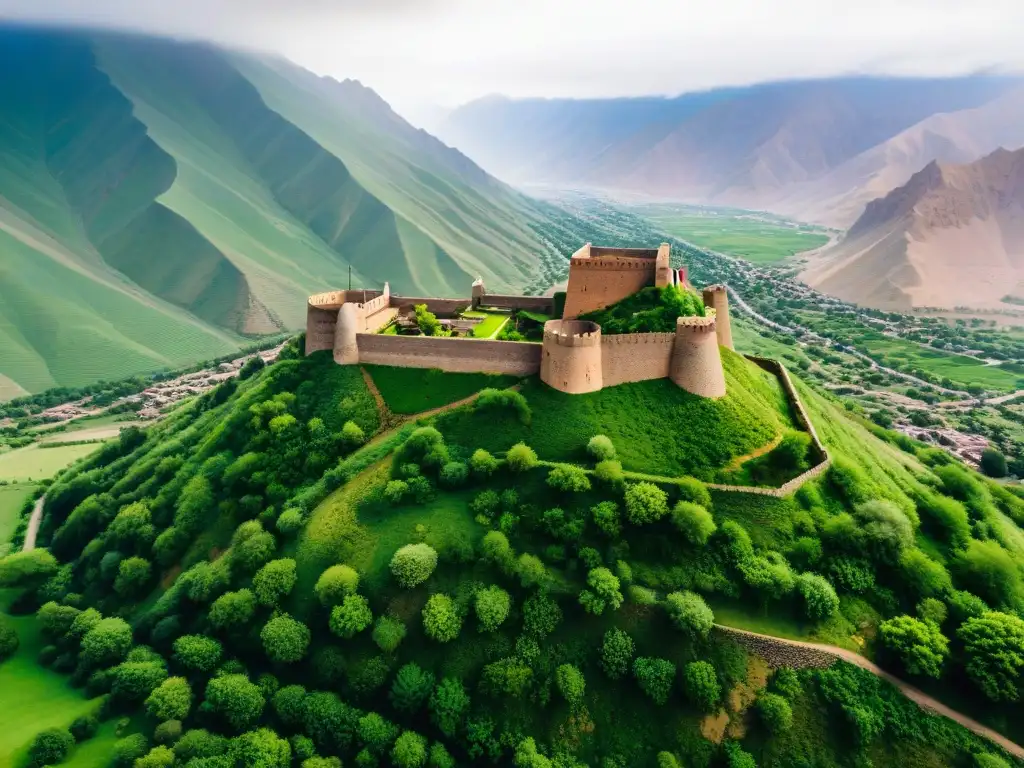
[306,243,733,398]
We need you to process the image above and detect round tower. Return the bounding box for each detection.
[670,315,726,398]
[701,284,734,351]
[332,302,360,365]
[540,320,603,394]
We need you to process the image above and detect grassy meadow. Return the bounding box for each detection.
[0,444,104,483]
[634,205,831,263]
[364,365,520,415]
[0,483,34,548]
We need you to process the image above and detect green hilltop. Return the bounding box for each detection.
[3,339,1024,766]
[0,27,564,397]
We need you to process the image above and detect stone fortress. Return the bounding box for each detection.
[306,242,734,399]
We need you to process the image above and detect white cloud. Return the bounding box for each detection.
[2,0,1021,120]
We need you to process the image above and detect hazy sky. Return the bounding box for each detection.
[2,0,1022,122]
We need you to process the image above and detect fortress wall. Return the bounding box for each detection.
[600,333,676,387]
[389,296,470,315]
[305,305,338,354]
[480,295,555,313]
[670,315,727,398]
[540,320,603,393]
[562,257,657,319]
[703,285,734,350]
[309,289,383,310]
[655,243,673,288]
[355,334,541,375]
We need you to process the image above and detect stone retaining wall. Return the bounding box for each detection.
[480,295,555,313]
[715,626,838,669]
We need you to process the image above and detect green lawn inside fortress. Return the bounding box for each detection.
[637,206,831,263]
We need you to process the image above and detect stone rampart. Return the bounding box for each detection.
[600,333,675,387]
[540,320,603,393]
[479,295,555,313]
[355,335,541,375]
[389,296,469,315]
[714,626,838,669]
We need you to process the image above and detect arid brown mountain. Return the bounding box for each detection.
[801,147,1024,310]
[439,77,1023,222]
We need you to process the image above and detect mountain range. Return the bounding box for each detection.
[0,27,559,398]
[801,147,1024,310]
[438,77,1024,229]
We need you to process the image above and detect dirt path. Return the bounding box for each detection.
[717,625,1024,759]
[22,494,45,552]
[721,434,783,473]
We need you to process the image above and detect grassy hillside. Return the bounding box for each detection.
[0,27,565,396]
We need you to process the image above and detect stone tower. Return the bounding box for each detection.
[670,315,727,398]
[540,320,603,394]
[333,302,360,365]
[701,284,734,351]
[471,277,485,308]
[654,243,673,288]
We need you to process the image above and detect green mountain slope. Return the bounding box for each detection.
[0,27,558,396]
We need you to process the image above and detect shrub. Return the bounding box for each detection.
[253,559,297,607]
[587,435,616,461]
[624,482,669,524]
[980,448,1008,478]
[899,548,952,599]
[260,615,311,663]
[81,617,133,668]
[634,657,675,704]
[358,712,399,751]
[475,586,512,632]
[392,731,427,768]
[505,442,538,472]
[440,462,469,488]
[676,476,712,508]
[173,635,223,673]
[341,420,366,449]
[958,612,1024,701]
[390,544,438,588]
[756,692,793,733]
[70,714,99,742]
[589,501,621,537]
[594,459,625,486]
[29,727,74,765]
[852,499,914,564]
[629,584,659,605]
[390,663,435,713]
[671,501,716,545]
[469,449,499,477]
[330,595,374,639]
[579,567,623,615]
[470,490,500,517]
[665,591,713,637]
[546,465,591,493]
[146,677,192,721]
[796,572,840,621]
[555,663,585,707]
[373,616,407,653]
[879,615,949,678]
[0,617,18,662]
[315,564,360,606]
[430,678,470,737]
[522,593,562,638]
[205,674,265,731]
[517,554,547,588]
[422,594,462,642]
[918,597,948,626]
[276,508,305,536]
[600,628,635,680]
[209,589,257,630]
[476,388,531,425]
[683,661,721,712]
[952,540,1024,610]
[384,480,409,505]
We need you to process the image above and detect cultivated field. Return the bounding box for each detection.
[0,444,103,483]
[634,205,831,263]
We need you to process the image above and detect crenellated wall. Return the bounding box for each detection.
[540,320,603,394]
[600,332,675,387]
[305,284,394,358]
[389,296,470,315]
[356,335,541,375]
[479,294,555,313]
[561,242,670,319]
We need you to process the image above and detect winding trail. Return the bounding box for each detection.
[716,625,1024,759]
[22,494,45,552]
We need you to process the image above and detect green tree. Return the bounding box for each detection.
[231,523,278,574]
[253,559,298,606]
[665,591,714,637]
[600,628,635,680]
[173,634,223,673]
[555,663,585,707]
[546,465,591,493]
[276,509,305,537]
[953,540,1024,609]
[657,752,682,768]
[475,586,511,632]
[756,692,793,733]
[429,678,470,737]
[523,592,562,638]
[796,572,840,621]
[145,677,192,721]
[330,595,374,639]
[358,712,399,752]
[724,741,756,768]
[423,594,462,642]
[341,420,366,449]
[28,727,74,766]
[0,548,58,587]
[879,615,949,678]
[114,734,149,766]
[505,442,538,472]
[107,501,156,548]
[390,544,438,588]
[587,434,616,461]
[469,449,499,477]
[514,737,553,768]
[230,729,290,768]
[671,501,716,545]
[205,674,265,731]
[385,480,409,505]
[439,461,469,488]
[517,554,547,588]
[372,616,407,653]
[594,459,625,486]
[391,663,436,713]
[0,617,17,662]
[917,597,948,626]
[261,615,310,663]
[634,657,675,705]
[271,685,307,729]
[579,567,623,615]
[899,548,952,599]
[80,617,133,668]
[853,499,914,564]
[428,743,456,768]
[683,661,720,712]
[36,601,80,639]
[314,564,360,606]
[135,746,176,768]
[209,589,257,631]
[980,448,1008,478]
[392,731,427,768]
[590,501,621,537]
[958,612,1024,701]
[624,482,669,524]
